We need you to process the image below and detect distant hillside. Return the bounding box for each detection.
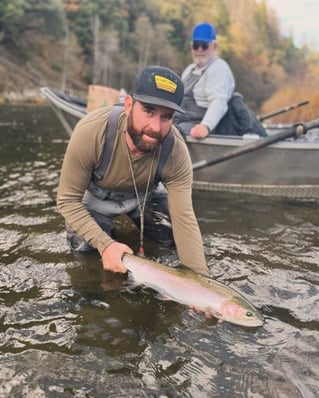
[0,33,87,104]
[0,27,318,123]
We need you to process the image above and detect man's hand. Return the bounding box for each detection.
[190,124,209,139]
[102,242,133,273]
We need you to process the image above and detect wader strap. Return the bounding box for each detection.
[92,104,173,184]
[93,105,123,180]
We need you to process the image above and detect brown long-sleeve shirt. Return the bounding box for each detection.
[57,106,208,275]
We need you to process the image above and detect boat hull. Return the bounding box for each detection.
[186,135,319,198]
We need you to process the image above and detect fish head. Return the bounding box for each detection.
[218,298,264,327]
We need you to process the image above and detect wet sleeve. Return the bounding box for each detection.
[163,135,208,276]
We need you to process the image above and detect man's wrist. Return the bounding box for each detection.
[201,124,210,133]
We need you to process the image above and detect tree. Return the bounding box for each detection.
[0,0,65,49]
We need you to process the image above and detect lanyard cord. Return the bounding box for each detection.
[126,145,156,257]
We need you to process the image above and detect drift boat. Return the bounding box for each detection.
[41,87,319,199]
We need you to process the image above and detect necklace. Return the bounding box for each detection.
[126,144,156,257]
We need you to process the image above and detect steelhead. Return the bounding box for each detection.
[122,254,264,327]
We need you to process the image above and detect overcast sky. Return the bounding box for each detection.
[264,0,319,50]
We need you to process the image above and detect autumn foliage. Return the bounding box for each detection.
[0,0,318,121]
[260,65,319,123]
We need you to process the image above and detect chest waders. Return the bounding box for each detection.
[174,72,206,136]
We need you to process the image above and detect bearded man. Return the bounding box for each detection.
[57,66,208,276]
[175,23,266,138]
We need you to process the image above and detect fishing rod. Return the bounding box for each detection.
[192,118,319,171]
[258,100,309,122]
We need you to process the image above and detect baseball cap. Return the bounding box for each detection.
[192,23,217,42]
[132,66,185,114]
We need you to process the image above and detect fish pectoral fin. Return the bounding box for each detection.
[124,273,142,290]
[154,292,173,301]
[203,307,223,320]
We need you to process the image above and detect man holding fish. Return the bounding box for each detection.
[57,65,265,327]
[57,65,209,276]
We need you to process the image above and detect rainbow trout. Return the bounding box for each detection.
[122,254,264,327]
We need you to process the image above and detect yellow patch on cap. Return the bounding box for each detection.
[154,75,177,93]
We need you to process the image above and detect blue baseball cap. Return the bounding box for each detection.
[192,23,217,42]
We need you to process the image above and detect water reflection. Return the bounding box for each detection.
[0,105,318,397]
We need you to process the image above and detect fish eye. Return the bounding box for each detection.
[246,311,253,317]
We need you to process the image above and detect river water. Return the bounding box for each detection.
[0,105,318,397]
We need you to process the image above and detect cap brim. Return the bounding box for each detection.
[133,94,185,114]
[192,37,214,43]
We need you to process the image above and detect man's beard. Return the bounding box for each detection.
[193,54,210,68]
[127,112,164,153]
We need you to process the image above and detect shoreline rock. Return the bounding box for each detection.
[0,88,48,105]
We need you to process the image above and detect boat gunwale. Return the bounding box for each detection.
[185,134,319,150]
[41,87,86,119]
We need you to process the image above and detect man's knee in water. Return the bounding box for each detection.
[66,223,95,252]
[65,209,115,252]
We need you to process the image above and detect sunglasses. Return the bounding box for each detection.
[192,41,209,51]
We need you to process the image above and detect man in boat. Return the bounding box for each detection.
[175,22,266,138]
[57,65,209,276]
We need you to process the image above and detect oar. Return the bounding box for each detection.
[258,100,309,122]
[192,119,319,172]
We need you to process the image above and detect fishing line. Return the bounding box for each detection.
[126,145,156,257]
